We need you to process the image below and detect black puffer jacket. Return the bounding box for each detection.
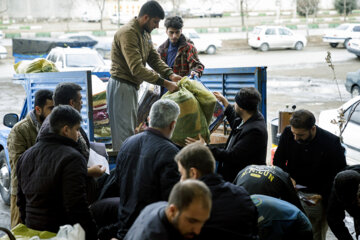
[210,106,268,182]
[199,174,259,240]
[17,133,97,240]
[116,128,180,239]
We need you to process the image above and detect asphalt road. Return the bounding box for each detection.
[0,43,358,238]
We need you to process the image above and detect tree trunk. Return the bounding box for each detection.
[240,0,244,28]
[306,10,309,37]
[344,0,347,21]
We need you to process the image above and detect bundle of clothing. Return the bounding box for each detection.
[92,77,111,142]
[162,77,217,146]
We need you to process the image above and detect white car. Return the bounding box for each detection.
[110,12,133,25]
[81,11,101,22]
[183,29,222,54]
[322,23,360,48]
[319,96,360,165]
[46,47,109,72]
[248,26,307,51]
[346,38,360,59]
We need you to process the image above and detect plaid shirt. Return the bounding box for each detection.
[158,34,204,77]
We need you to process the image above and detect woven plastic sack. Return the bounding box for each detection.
[14,58,58,74]
[162,77,216,146]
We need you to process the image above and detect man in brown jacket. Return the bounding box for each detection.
[107,0,181,151]
[7,89,54,228]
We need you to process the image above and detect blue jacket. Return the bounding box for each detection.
[116,128,180,239]
[251,194,312,240]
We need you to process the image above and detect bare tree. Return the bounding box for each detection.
[93,0,106,30]
[157,0,181,16]
[60,0,76,32]
[0,0,8,14]
[297,0,319,37]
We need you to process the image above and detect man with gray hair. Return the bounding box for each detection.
[115,99,181,239]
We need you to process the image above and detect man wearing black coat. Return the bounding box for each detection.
[327,165,360,240]
[115,99,181,239]
[187,87,267,182]
[175,142,259,239]
[124,180,212,240]
[37,82,105,203]
[273,109,347,240]
[17,105,97,240]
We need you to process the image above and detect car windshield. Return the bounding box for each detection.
[336,24,349,31]
[66,53,104,67]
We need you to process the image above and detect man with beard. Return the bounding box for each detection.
[7,89,54,228]
[124,180,212,240]
[107,0,181,151]
[273,109,347,240]
[186,87,268,182]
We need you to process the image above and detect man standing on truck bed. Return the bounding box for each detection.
[107,0,181,151]
[157,16,204,95]
[7,89,54,228]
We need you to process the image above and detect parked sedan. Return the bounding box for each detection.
[322,23,360,48]
[346,69,360,97]
[46,47,110,72]
[248,26,307,51]
[182,29,222,54]
[319,96,360,165]
[346,38,360,59]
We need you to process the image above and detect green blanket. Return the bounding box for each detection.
[162,77,216,146]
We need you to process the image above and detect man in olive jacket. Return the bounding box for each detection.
[7,89,53,228]
[108,1,181,151]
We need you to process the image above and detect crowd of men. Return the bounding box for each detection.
[6,1,360,240]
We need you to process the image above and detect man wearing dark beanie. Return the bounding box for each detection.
[327,166,360,240]
[187,87,267,182]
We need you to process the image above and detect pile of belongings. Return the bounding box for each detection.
[162,77,217,146]
[14,58,58,74]
[137,82,161,131]
[92,75,111,142]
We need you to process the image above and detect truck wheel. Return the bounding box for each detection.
[351,86,360,98]
[0,150,10,205]
[329,43,338,48]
